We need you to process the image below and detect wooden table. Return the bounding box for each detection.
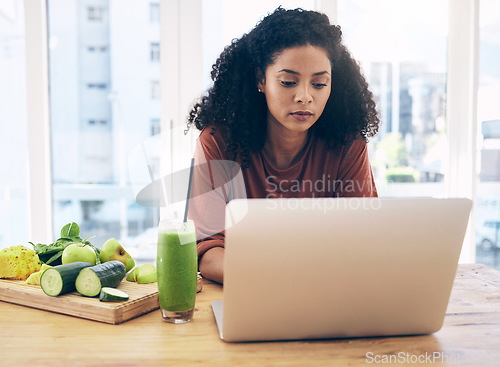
[1,264,499,367]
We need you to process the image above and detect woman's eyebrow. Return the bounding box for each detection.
[278,69,331,76]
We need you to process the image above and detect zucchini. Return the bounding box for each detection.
[75,260,126,297]
[99,287,129,302]
[40,262,93,297]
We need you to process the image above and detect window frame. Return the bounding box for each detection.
[24,0,53,244]
[445,0,479,263]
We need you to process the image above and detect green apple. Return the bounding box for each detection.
[126,264,156,283]
[137,271,157,284]
[99,238,135,272]
[62,244,97,265]
[126,267,139,282]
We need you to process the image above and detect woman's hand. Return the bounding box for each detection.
[199,247,224,284]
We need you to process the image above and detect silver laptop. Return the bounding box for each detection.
[212,197,472,342]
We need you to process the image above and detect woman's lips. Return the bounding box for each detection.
[290,111,313,121]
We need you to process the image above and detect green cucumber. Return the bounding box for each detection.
[40,262,93,297]
[99,287,129,302]
[75,260,126,297]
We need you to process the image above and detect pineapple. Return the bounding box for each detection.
[0,245,42,280]
[25,264,52,285]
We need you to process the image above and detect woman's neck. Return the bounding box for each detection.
[263,126,310,170]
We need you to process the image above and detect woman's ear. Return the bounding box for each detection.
[256,68,265,93]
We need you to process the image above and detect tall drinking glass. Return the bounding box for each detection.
[157,218,197,323]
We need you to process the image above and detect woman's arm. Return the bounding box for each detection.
[198,247,224,284]
[336,139,378,197]
[188,128,247,284]
[189,138,227,283]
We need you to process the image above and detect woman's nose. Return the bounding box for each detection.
[294,85,313,104]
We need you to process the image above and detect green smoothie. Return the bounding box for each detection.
[157,220,197,317]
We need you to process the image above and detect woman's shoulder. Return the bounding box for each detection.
[313,132,368,153]
[343,135,370,156]
[199,125,227,144]
[198,125,230,159]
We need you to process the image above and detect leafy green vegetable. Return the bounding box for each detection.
[44,251,63,265]
[61,222,80,238]
[30,222,100,266]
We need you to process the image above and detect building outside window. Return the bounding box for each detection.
[47,0,161,260]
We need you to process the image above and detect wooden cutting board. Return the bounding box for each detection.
[0,279,159,324]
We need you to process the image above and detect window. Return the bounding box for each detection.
[337,0,448,197]
[151,118,161,136]
[13,0,497,269]
[87,83,107,89]
[87,45,108,53]
[88,119,107,126]
[150,80,160,99]
[48,0,161,255]
[0,0,28,249]
[150,2,160,23]
[150,42,160,62]
[88,6,104,22]
[476,0,500,268]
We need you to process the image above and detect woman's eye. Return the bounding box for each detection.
[313,83,328,89]
[280,80,296,87]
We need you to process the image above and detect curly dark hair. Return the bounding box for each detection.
[188,7,380,168]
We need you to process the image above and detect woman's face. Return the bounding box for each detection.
[258,45,332,135]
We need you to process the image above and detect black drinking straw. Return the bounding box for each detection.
[183,157,195,223]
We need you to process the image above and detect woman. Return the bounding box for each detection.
[187,7,380,283]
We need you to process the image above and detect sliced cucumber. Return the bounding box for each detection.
[75,260,126,297]
[99,287,129,302]
[40,262,93,297]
